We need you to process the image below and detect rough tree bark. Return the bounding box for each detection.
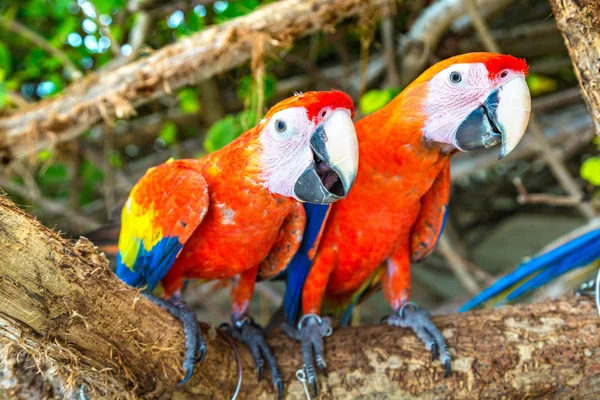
[0,194,599,399]
[0,0,388,164]
[549,0,600,135]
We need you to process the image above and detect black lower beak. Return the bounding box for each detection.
[292,126,347,204]
[293,149,345,204]
[454,91,503,152]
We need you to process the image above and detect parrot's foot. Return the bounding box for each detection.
[281,314,332,397]
[222,316,283,400]
[143,293,206,384]
[382,302,451,377]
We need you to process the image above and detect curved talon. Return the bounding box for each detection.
[275,377,284,400]
[296,315,333,397]
[142,293,205,385]
[225,316,283,395]
[384,304,451,377]
[198,343,207,362]
[181,367,194,385]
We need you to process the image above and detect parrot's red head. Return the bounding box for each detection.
[255,90,359,204]
[407,52,531,159]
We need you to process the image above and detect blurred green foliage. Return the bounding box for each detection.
[0,0,272,217]
[359,87,402,115]
[581,157,600,186]
[204,73,276,152]
[526,74,558,97]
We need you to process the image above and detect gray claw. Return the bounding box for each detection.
[143,293,205,384]
[384,303,451,377]
[224,317,283,393]
[285,315,333,397]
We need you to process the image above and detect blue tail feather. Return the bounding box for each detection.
[115,236,182,292]
[283,203,330,326]
[459,226,600,312]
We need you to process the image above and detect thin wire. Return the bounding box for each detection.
[217,328,243,400]
[296,369,312,400]
[596,268,600,317]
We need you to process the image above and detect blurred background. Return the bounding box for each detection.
[0,0,598,327]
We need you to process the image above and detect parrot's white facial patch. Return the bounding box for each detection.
[259,107,316,197]
[423,63,493,145]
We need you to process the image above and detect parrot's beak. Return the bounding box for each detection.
[454,75,531,159]
[293,109,359,204]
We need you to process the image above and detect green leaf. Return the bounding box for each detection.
[0,42,12,75]
[0,83,7,108]
[359,87,401,115]
[108,150,122,168]
[49,0,71,18]
[204,115,243,153]
[37,163,68,187]
[238,109,259,131]
[581,157,600,186]
[79,159,104,205]
[526,74,558,97]
[185,11,205,33]
[50,17,78,47]
[159,121,178,145]
[178,88,201,113]
[94,0,125,15]
[37,149,53,162]
[236,73,277,110]
[215,0,261,23]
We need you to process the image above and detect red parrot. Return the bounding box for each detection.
[280,53,531,393]
[110,90,359,395]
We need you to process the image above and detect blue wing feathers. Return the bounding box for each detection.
[115,236,182,292]
[460,226,600,312]
[283,203,329,325]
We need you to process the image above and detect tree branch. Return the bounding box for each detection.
[398,0,516,85]
[0,0,389,164]
[1,194,599,398]
[0,177,101,232]
[549,0,600,135]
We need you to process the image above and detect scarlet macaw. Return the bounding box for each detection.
[280,53,532,393]
[112,91,359,395]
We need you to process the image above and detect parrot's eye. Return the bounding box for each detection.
[449,71,462,84]
[275,119,287,133]
[500,70,509,78]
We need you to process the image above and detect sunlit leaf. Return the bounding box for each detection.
[526,74,558,97]
[204,115,242,153]
[581,157,600,186]
[178,88,201,113]
[159,121,178,145]
[359,87,401,115]
[0,83,7,108]
[37,149,53,162]
[0,42,12,75]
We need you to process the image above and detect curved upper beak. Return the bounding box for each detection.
[454,75,531,159]
[292,109,359,204]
